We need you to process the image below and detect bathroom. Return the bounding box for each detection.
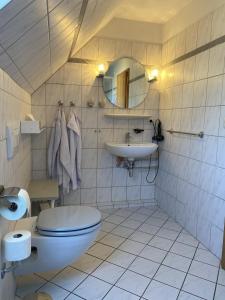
[0,0,225,299]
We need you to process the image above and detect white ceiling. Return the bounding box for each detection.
[115,0,193,23]
[0,0,83,93]
[0,0,222,93]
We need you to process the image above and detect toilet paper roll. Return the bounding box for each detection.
[3,230,31,261]
[0,188,31,220]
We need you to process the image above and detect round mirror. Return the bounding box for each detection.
[102,57,148,109]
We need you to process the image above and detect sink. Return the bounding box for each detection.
[105,142,158,160]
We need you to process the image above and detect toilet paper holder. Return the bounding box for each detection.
[1,262,17,279]
[0,185,20,279]
[0,185,20,211]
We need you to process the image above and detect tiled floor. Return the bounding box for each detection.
[16,206,225,300]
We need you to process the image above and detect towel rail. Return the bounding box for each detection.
[167,129,204,138]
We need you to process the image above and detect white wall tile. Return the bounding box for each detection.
[208,44,225,77]
[197,14,212,47]
[211,4,225,40]
[185,23,198,53]
[158,10,225,259]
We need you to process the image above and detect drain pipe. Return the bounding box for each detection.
[125,159,135,177]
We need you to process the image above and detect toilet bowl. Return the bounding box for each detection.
[14,206,101,275]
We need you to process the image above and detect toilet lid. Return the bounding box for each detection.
[36,206,101,232]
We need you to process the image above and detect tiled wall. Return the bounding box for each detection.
[156,3,225,258]
[0,68,31,299]
[31,37,161,208]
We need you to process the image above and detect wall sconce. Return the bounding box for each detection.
[147,69,159,83]
[96,63,107,78]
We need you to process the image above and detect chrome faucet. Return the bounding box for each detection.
[125,132,131,144]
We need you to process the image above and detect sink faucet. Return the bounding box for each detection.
[125,132,131,144]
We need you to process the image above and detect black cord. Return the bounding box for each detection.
[146,119,160,184]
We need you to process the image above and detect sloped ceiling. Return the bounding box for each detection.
[0,0,83,93]
[0,0,196,93]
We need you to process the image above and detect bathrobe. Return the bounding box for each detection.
[48,109,61,178]
[67,110,82,190]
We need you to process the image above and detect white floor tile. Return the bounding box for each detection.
[119,240,145,255]
[154,265,186,289]
[107,249,136,268]
[163,253,191,272]
[148,236,173,251]
[111,225,134,238]
[152,210,169,220]
[92,261,125,284]
[129,231,153,244]
[101,221,117,233]
[36,269,61,281]
[198,243,207,250]
[163,220,182,232]
[66,294,83,300]
[104,286,140,300]
[16,274,46,297]
[101,208,119,215]
[156,228,180,241]
[143,280,179,300]
[99,233,125,248]
[194,248,220,267]
[214,284,225,300]
[129,212,149,222]
[218,268,225,286]
[95,231,107,241]
[170,242,196,258]
[121,219,142,230]
[145,216,166,227]
[87,242,114,259]
[116,270,150,296]
[188,260,218,282]
[51,267,87,291]
[137,207,156,216]
[71,253,103,274]
[16,206,222,300]
[139,245,167,263]
[178,291,203,299]
[38,283,70,300]
[139,223,160,234]
[114,209,133,218]
[105,214,125,224]
[182,274,216,300]
[74,275,112,300]
[129,257,159,278]
[177,232,199,247]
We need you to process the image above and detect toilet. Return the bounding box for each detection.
[14,206,101,275]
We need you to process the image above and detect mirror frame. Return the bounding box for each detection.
[102,56,149,109]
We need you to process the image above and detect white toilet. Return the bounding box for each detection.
[14,206,101,275]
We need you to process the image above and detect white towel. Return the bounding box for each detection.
[48,109,62,178]
[60,110,72,194]
[67,110,82,190]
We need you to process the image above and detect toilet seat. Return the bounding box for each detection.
[36,206,101,237]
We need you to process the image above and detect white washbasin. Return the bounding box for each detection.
[105,142,158,159]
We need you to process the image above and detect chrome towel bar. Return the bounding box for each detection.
[167,129,204,138]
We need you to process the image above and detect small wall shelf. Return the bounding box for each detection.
[20,121,45,134]
[104,113,151,119]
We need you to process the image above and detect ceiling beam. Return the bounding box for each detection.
[68,0,88,60]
